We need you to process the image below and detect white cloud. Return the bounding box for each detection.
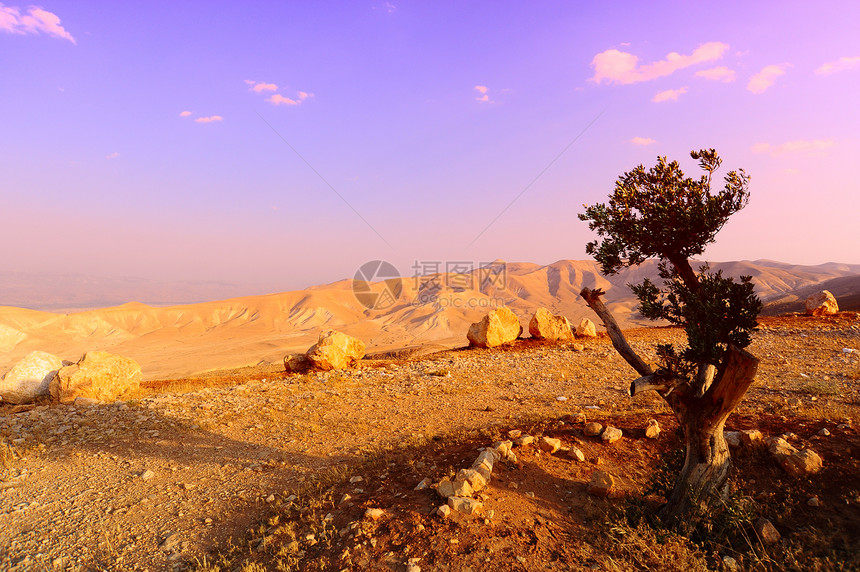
[179,110,192,117]
[747,64,789,94]
[591,41,729,84]
[267,94,299,106]
[195,115,223,123]
[652,86,688,102]
[630,137,656,146]
[246,80,278,92]
[106,151,119,159]
[815,56,860,76]
[752,139,835,156]
[0,5,75,43]
[474,85,490,102]
[695,66,736,82]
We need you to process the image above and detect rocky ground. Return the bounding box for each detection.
[1,313,859,571]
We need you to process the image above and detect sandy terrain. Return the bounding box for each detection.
[0,313,858,571]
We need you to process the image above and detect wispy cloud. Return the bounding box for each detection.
[695,66,736,82]
[630,137,656,146]
[474,85,491,103]
[195,115,223,124]
[266,91,312,106]
[591,41,729,85]
[0,5,76,43]
[245,80,278,92]
[106,151,120,160]
[747,64,789,94]
[179,110,192,117]
[652,86,688,102]
[815,56,860,76]
[752,139,835,157]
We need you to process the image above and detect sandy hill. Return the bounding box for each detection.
[1,260,858,381]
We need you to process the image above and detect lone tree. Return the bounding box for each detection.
[578,149,761,532]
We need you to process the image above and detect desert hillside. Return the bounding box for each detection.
[0,259,858,380]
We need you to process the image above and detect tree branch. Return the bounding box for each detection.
[580,287,653,377]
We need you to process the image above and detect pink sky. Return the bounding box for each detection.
[1,1,858,294]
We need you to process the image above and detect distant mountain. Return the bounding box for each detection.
[0,259,858,380]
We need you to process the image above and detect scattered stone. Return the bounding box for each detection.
[601,426,623,444]
[584,422,603,437]
[645,419,660,439]
[406,559,421,572]
[571,343,585,351]
[514,435,535,447]
[349,476,363,483]
[436,477,473,499]
[436,504,451,518]
[539,436,562,454]
[741,429,764,446]
[781,449,823,476]
[364,508,385,521]
[306,330,366,371]
[528,308,574,341]
[448,496,483,515]
[807,496,820,507]
[571,412,587,424]
[575,318,597,338]
[805,290,839,316]
[467,306,523,348]
[507,429,522,439]
[159,532,181,551]
[456,468,488,492]
[724,431,741,448]
[0,350,63,404]
[568,446,586,462]
[556,396,568,402]
[73,397,101,407]
[587,470,615,497]
[767,437,798,460]
[283,354,311,373]
[415,477,432,490]
[755,517,781,545]
[818,428,831,437]
[722,555,739,571]
[141,469,155,481]
[50,351,141,404]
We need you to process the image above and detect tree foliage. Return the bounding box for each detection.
[579,149,761,380]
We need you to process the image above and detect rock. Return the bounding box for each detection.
[722,555,739,571]
[645,419,660,439]
[601,426,623,444]
[467,306,522,348]
[436,477,473,499]
[807,496,820,507]
[414,477,431,491]
[781,449,823,476]
[575,318,597,338]
[448,496,483,515]
[364,508,385,521]
[436,504,452,518]
[306,330,366,371]
[507,429,522,439]
[568,446,586,462]
[755,517,781,545]
[724,431,741,448]
[141,469,155,481]
[805,290,838,316]
[741,429,764,446]
[456,468,488,492]
[584,422,603,437]
[514,435,535,447]
[587,470,615,497]
[406,561,421,572]
[0,351,63,404]
[528,308,573,341]
[74,397,101,407]
[767,437,797,460]
[818,428,831,437]
[283,354,311,373]
[539,436,562,454]
[50,351,141,404]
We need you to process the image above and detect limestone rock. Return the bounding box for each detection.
[539,436,561,454]
[601,426,623,444]
[575,318,597,338]
[805,290,838,316]
[755,518,781,545]
[0,351,63,404]
[767,437,798,460]
[283,354,311,373]
[568,446,586,462]
[456,468,488,492]
[50,351,141,405]
[741,429,764,446]
[514,435,535,447]
[645,419,660,439]
[528,308,573,341]
[306,330,366,370]
[467,306,522,348]
[587,470,615,497]
[781,449,823,476]
[436,504,452,518]
[364,508,385,521]
[584,422,603,437]
[724,431,741,448]
[448,496,483,515]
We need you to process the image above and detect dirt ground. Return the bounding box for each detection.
[1,313,859,571]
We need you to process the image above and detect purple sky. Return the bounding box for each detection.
[2,1,859,293]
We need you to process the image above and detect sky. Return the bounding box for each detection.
[2,1,859,295]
